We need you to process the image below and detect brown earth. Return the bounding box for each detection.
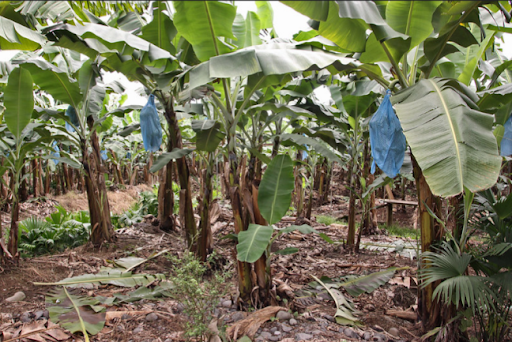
[0,181,426,342]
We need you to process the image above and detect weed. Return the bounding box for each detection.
[316,214,344,226]
[166,251,232,341]
[382,224,418,239]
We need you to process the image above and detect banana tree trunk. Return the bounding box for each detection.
[347,156,356,246]
[159,93,197,250]
[20,165,28,202]
[197,154,213,262]
[83,119,113,246]
[32,159,39,198]
[7,197,19,261]
[413,156,443,331]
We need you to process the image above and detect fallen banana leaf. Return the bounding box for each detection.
[46,287,106,341]
[311,275,361,327]
[113,281,174,303]
[34,268,166,288]
[110,249,169,272]
[341,267,409,297]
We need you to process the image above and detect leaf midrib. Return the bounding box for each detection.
[428,79,463,188]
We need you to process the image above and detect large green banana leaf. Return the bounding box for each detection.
[191,120,224,152]
[385,1,442,48]
[237,224,274,263]
[173,1,237,62]
[140,1,176,54]
[188,43,356,90]
[4,68,34,139]
[391,78,501,197]
[258,154,294,225]
[0,16,45,50]
[17,59,82,108]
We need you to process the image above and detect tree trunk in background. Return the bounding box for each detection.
[413,156,443,331]
[32,159,39,198]
[347,157,356,247]
[158,160,175,232]
[7,198,19,260]
[84,118,114,246]
[197,154,213,262]
[20,165,28,202]
[159,93,197,250]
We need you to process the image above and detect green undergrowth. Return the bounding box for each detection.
[382,224,418,239]
[316,214,345,226]
[17,205,91,257]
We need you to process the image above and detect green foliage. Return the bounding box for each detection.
[166,252,231,341]
[316,215,344,226]
[19,212,90,257]
[382,224,418,240]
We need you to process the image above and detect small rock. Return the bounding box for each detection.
[388,327,399,337]
[145,313,158,322]
[363,332,372,340]
[116,324,125,332]
[289,318,298,326]
[295,333,313,341]
[121,314,131,320]
[276,311,293,321]
[173,303,185,314]
[343,327,357,339]
[5,291,26,302]
[270,327,278,333]
[269,337,280,342]
[133,325,143,334]
[163,340,172,342]
[323,314,335,322]
[20,312,32,323]
[34,310,45,320]
[222,300,232,308]
[42,310,49,319]
[274,331,282,336]
[232,312,244,322]
[311,330,323,335]
[373,333,387,342]
[364,304,375,312]
[281,324,293,332]
[259,331,273,340]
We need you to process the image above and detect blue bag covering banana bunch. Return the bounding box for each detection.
[65,105,79,133]
[369,90,406,178]
[500,115,512,157]
[140,94,162,152]
[51,141,60,165]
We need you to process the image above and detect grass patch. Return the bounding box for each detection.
[382,224,418,239]
[316,215,345,226]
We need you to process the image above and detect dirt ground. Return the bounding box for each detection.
[1,177,426,342]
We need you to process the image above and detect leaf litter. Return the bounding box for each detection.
[1,177,424,341]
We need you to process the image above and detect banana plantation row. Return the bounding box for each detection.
[0,1,511,341]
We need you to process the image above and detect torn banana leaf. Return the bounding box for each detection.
[340,267,408,297]
[46,287,106,341]
[34,268,166,288]
[114,281,174,303]
[311,275,361,326]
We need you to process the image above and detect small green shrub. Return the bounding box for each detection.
[18,215,90,257]
[166,251,231,341]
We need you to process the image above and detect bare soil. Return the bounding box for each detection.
[1,181,426,342]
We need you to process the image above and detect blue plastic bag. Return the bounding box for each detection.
[51,141,60,165]
[369,90,406,178]
[501,115,512,156]
[140,94,162,152]
[65,106,79,133]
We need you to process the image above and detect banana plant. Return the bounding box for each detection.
[285,0,509,335]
